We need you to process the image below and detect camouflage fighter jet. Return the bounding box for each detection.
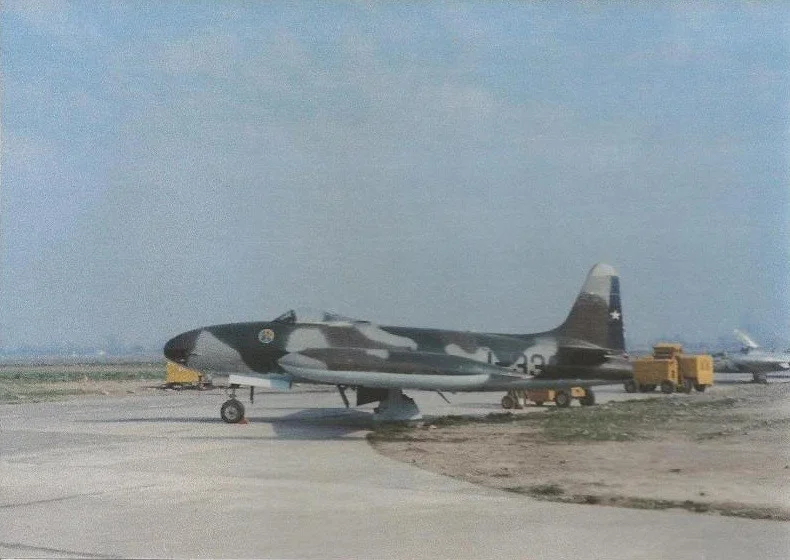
[713,329,790,384]
[164,263,631,422]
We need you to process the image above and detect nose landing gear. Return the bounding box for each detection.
[220,384,250,423]
[220,398,245,423]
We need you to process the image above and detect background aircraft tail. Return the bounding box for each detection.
[552,263,625,352]
[733,329,760,351]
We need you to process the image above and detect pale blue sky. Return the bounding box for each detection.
[2,2,788,351]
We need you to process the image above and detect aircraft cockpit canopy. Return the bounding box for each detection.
[272,308,368,325]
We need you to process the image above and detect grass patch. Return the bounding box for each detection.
[539,407,643,441]
[0,363,165,404]
[528,483,565,496]
[369,394,754,444]
[0,384,96,403]
[366,422,417,441]
[0,363,164,383]
[501,488,789,520]
[531,399,749,442]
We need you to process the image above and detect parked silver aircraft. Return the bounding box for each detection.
[713,329,790,383]
[164,263,631,421]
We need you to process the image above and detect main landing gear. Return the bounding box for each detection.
[373,389,422,422]
[752,372,768,384]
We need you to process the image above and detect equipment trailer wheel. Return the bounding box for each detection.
[554,390,571,408]
[624,379,638,393]
[579,389,595,406]
[501,394,516,409]
[681,378,693,394]
[221,399,245,423]
[660,380,674,394]
[694,383,707,393]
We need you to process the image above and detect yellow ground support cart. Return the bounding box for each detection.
[501,386,591,409]
[677,354,714,392]
[625,344,713,394]
[165,361,210,389]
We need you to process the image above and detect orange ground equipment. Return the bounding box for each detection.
[501,386,592,409]
[165,361,210,389]
[625,344,713,394]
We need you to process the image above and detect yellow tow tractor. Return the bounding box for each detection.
[165,361,211,389]
[501,386,593,409]
[625,343,713,394]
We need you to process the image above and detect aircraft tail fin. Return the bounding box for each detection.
[552,263,625,352]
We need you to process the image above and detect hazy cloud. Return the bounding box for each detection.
[1,3,788,351]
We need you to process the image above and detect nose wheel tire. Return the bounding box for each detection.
[221,399,245,423]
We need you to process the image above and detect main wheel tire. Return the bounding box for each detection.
[753,373,768,384]
[694,383,707,393]
[221,399,245,423]
[641,384,656,392]
[682,378,693,394]
[660,380,675,394]
[533,401,544,407]
[501,394,516,409]
[624,379,638,393]
[554,390,571,408]
[579,389,595,406]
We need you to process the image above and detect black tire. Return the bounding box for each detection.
[501,395,516,409]
[579,389,595,406]
[660,381,674,394]
[221,399,245,423]
[682,378,693,394]
[694,383,707,393]
[554,390,571,408]
[624,379,638,393]
[753,373,768,384]
[533,401,544,407]
[642,384,656,392]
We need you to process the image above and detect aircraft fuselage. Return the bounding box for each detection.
[164,320,630,388]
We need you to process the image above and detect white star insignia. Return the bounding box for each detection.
[610,310,621,321]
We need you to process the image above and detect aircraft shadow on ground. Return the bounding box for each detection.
[87,408,375,440]
[713,374,790,384]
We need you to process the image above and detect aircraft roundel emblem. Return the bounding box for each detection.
[258,328,275,344]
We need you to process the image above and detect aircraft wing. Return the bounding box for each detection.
[226,372,293,391]
[278,349,609,392]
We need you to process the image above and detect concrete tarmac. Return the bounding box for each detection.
[1,384,788,559]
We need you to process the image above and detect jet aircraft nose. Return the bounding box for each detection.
[163,330,200,364]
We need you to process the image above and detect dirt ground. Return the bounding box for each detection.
[369,382,790,520]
